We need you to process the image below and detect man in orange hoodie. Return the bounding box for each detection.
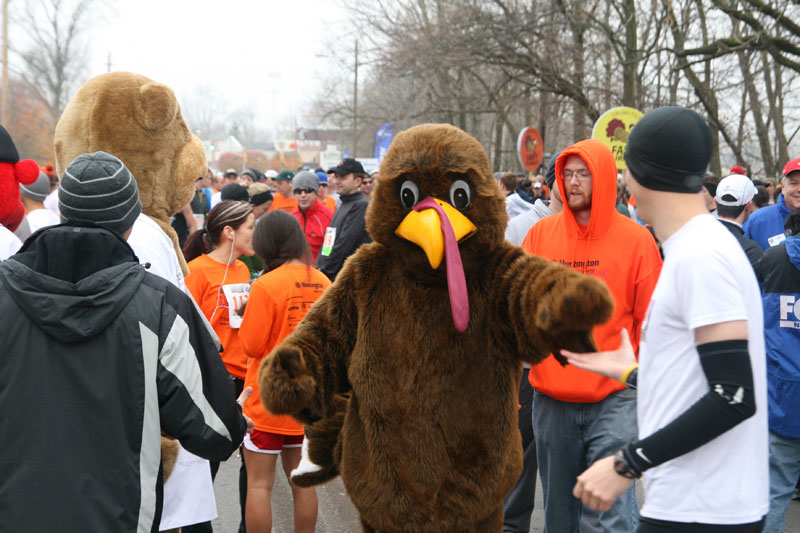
[522,139,662,532]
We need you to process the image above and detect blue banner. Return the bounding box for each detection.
[373,121,395,162]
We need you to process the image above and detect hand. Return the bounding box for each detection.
[236,386,256,435]
[573,455,634,511]
[259,346,316,416]
[562,329,636,381]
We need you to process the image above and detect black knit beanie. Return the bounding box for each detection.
[545,150,562,191]
[624,106,712,193]
[0,125,20,163]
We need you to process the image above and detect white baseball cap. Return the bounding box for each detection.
[716,174,756,206]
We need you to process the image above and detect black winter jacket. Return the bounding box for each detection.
[315,191,371,280]
[0,225,247,533]
[719,219,763,270]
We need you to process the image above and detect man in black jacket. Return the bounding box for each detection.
[0,152,251,533]
[316,158,371,280]
[716,173,763,270]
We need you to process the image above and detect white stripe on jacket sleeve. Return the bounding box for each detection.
[159,313,233,442]
[137,322,161,533]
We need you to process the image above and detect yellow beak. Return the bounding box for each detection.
[395,198,477,269]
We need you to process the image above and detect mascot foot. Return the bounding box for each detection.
[290,437,336,487]
[290,395,348,487]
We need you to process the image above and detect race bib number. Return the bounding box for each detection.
[768,232,786,247]
[320,227,336,257]
[222,283,250,329]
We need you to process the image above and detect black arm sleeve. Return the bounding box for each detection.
[623,339,756,475]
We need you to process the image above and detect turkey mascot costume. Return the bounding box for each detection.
[260,123,615,532]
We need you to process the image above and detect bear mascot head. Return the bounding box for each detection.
[54,71,206,274]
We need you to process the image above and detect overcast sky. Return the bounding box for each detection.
[83,0,344,131]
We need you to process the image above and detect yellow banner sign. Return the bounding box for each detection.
[591,107,643,171]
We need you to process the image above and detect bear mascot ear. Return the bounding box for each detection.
[136,82,178,132]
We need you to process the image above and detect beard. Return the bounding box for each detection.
[567,193,591,213]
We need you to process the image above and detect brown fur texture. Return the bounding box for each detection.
[161,437,180,482]
[53,71,206,275]
[260,123,614,532]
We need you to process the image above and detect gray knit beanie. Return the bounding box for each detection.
[292,171,319,193]
[59,151,142,235]
[20,171,51,202]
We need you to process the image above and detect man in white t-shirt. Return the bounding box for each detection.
[564,107,768,533]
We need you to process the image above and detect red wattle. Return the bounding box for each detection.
[413,197,469,332]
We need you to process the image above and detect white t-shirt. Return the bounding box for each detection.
[128,213,186,290]
[44,188,59,216]
[0,224,22,260]
[25,208,61,234]
[210,191,222,209]
[638,214,768,524]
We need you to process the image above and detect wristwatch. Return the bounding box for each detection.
[613,450,641,479]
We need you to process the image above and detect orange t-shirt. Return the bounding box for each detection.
[239,263,331,434]
[268,192,298,213]
[319,196,336,213]
[185,254,251,379]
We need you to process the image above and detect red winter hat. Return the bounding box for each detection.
[730,164,747,175]
[0,126,40,231]
[783,158,800,178]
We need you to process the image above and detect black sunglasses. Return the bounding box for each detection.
[294,187,315,195]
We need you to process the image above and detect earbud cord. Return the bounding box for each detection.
[210,232,236,323]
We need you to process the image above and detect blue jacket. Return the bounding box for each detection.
[744,194,792,250]
[755,235,800,438]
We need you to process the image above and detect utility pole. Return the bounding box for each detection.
[352,39,358,158]
[1,0,9,126]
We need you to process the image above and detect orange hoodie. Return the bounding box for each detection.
[522,139,662,402]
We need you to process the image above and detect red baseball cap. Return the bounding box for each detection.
[784,157,800,178]
[730,164,746,175]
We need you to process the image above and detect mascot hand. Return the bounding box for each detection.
[534,274,614,364]
[259,346,317,420]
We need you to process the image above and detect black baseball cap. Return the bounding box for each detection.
[328,158,365,175]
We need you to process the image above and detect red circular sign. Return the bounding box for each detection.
[517,127,544,171]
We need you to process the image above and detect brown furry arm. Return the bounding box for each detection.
[493,245,615,366]
[258,264,360,425]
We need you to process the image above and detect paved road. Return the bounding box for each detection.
[211,453,800,532]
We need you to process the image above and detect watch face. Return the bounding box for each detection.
[614,454,637,479]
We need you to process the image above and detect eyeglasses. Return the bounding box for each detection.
[563,170,592,181]
[294,188,315,195]
[362,179,374,185]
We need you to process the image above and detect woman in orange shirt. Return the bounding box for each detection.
[239,210,330,533]
[183,200,255,529]
[184,200,255,383]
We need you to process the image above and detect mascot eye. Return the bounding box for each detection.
[400,180,420,209]
[449,180,471,210]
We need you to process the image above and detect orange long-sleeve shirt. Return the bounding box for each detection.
[522,139,662,403]
[268,192,298,213]
[239,263,331,434]
[185,254,252,379]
